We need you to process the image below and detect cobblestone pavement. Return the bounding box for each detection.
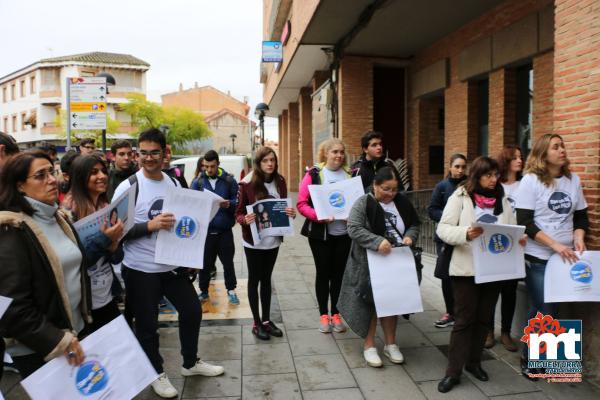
[2,210,599,399]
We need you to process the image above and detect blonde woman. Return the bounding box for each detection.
[297,138,352,333]
[515,134,588,379]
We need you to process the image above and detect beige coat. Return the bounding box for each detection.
[436,186,516,277]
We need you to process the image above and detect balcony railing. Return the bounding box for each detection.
[404,189,436,256]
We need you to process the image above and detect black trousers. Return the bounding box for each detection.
[11,353,45,379]
[489,279,518,333]
[198,230,237,292]
[446,277,501,378]
[436,241,455,315]
[89,298,121,333]
[122,266,201,373]
[244,246,279,325]
[308,234,351,315]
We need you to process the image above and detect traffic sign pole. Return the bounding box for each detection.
[66,78,72,150]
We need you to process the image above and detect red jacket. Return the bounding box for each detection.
[235,175,288,246]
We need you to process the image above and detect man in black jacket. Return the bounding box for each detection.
[107,140,138,201]
[351,131,404,192]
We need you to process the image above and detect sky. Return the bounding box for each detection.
[0,0,278,139]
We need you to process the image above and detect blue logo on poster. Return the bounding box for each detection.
[175,216,197,239]
[488,233,512,254]
[147,199,164,220]
[548,191,572,214]
[570,261,593,284]
[328,192,345,208]
[75,360,108,395]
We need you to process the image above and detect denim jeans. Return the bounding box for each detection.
[522,259,558,357]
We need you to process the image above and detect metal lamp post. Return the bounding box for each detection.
[230,133,237,153]
[254,102,269,147]
[95,72,116,153]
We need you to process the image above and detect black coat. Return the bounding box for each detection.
[351,156,405,192]
[427,176,465,243]
[0,211,91,359]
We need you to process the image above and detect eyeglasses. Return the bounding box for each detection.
[139,150,162,158]
[28,167,59,181]
[378,186,398,194]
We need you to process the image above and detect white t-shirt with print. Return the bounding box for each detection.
[112,170,181,273]
[515,173,587,260]
[322,167,349,236]
[379,201,405,247]
[502,181,520,213]
[243,180,282,250]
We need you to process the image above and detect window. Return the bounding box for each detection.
[30,76,36,94]
[21,113,27,130]
[2,87,6,103]
[20,80,25,97]
[12,115,17,132]
[11,84,15,100]
[516,64,533,159]
[80,70,95,77]
[3,117,7,132]
[477,79,489,156]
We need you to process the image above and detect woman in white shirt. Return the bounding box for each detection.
[515,134,588,379]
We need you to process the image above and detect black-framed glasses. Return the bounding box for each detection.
[139,150,162,158]
[28,167,59,181]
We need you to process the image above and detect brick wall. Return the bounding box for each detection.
[287,102,300,191]
[299,87,313,172]
[488,68,517,153]
[280,110,289,180]
[532,51,554,139]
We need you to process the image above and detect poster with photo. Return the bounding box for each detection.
[74,184,136,247]
[472,222,526,283]
[246,198,294,243]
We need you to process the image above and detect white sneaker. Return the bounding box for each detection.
[383,344,404,364]
[363,347,383,368]
[151,373,178,398]
[181,359,225,377]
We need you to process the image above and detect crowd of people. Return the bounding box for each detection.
[0,127,588,397]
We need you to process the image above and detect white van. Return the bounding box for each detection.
[171,155,252,185]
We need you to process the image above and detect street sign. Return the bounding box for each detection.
[68,77,107,130]
[262,41,283,63]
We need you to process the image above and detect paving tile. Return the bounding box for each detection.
[287,329,339,356]
[273,262,300,271]
[135,378,184,400]
[376,321,433,349]
[277,293,317,310]
[409,310,452,333]
[303,388,365,400]
[200,325,242,335]
[295,354,357,391]
[401,346,448,382]
[422,330,452,346]
[181,359,241,398]
[468,359,540,397]
[490,393,549,400]
[417,379,488,400]
[536,378,600,400]
[198,333,242,360]
[336,337,394,368]
[242,343,295,375]
[281,308,320,330]
[274,279,310,294]
[333,327,361,340]
[242,373,302,400]
[272,270,304,281]
[242,324,288,345]
[351,365,425,400]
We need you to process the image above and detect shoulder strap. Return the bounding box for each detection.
[128,174,139,204]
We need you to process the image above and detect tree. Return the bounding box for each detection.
[121,93,212,153]
[54,110,121,147]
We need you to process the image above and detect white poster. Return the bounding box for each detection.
[155,187,222,269]
[367,247,423,318]
[545,251,600,302]
[0,295,11,320]
[472,222,526,283]
[21,316,157,400]
[74,184,136,247]
[246,198,294,244]
[308,176,365,220]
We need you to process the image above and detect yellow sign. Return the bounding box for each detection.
[70,102,106,112]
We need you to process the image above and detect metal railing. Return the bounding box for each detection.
[404,189,436,256]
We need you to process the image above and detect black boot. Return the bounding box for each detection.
[465,364,489,381]
[520,357,539,381]
[252,323,270,340]
[438,376,460,393]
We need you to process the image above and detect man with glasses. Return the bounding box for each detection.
[112,128,223,399]
[78,138,96,155]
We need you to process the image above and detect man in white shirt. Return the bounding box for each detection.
[113,129,223,399]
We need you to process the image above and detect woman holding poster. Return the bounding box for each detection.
[515,134,588,379]
[436,156,524,393]
[0,152,90,377]
[297,138,353,334]
[338,167,420,368]
[62,155,125,332]
[235,147,296,340]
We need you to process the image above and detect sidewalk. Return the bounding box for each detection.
[2,212,599,399]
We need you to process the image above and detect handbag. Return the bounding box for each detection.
[383,215,423,284]
[433,243,454,279]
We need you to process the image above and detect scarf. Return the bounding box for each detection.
[471,186,504,215]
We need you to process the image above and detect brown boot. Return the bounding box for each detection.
[484,331,495,348]
[501,332,517,352]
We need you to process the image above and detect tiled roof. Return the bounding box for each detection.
[40,52,150,66]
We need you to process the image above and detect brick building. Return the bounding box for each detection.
[161,84,255,154]
[0,51,149,146]
[261,0,600,383]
